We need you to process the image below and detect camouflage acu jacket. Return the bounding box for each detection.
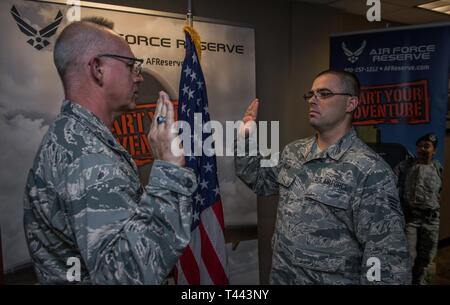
[24,100,197,284]
[235,128,411,284]
[394,158,442,211]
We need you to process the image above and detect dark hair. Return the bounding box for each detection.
[416,133,438,148]
[315,69,361,97]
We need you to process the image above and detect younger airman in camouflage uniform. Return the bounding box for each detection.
[395,133,442,284]
[23,18,196,284]
[235,70,411,284]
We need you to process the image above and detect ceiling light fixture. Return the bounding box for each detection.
[417,0,450,16]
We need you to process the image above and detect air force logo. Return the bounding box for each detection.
[342,40,367,63]
[10,5,63,51]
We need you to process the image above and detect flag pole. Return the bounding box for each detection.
[187,0,193,27]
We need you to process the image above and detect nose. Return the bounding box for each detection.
[418,146,427,153]
[308,94,319,104]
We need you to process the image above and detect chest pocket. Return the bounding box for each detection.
[277,166,295,188]
[304,181,352,210]
[276,165,309,205]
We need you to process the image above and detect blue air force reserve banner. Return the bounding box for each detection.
[330,24,450,284]
[330,24,450,167]
[0,0,256,279]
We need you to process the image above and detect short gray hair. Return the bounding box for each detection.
[53,17,115,82]
[81,16,114,29]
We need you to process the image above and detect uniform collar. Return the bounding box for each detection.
[302,128,357,162]
[60,100,130,157]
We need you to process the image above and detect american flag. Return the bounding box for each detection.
[174,26,229,285]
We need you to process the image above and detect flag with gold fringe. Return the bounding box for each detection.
[173,25,229,285]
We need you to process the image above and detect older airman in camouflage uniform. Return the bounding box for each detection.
[235,70,411,284]
[23,17,196,284]
[395,133,442,284]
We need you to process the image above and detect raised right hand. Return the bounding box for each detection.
[148,91,185,167]
[238,98,259,137]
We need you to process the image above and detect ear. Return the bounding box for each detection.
[346,96,359,113]
[89,57,104,86]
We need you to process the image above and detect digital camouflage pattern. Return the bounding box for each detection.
[24,100,197,284]
[235,128,411,284]
[395,159,442,211]
[395,159,442,284]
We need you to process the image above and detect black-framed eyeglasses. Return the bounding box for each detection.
[97,54,144,76]
[303,89,354,102]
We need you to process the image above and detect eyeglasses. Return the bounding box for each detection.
[303,89,354,102]
[97,54,144,76]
